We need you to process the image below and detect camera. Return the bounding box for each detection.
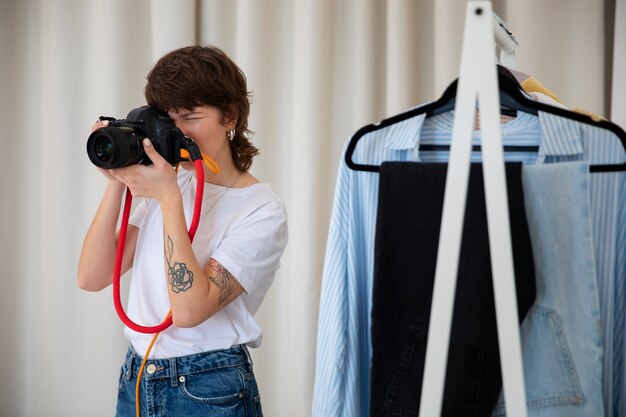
[86,106,187,169]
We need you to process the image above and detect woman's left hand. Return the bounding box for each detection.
[108,138,179,202]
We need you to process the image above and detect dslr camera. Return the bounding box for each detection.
[87,106,189,169]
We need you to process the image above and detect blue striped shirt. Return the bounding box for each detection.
[312,109,626,417]
[583,123,626,417]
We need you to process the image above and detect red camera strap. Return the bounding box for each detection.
[112,159,205,333]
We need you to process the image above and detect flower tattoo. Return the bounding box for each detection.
[165,235,193,293]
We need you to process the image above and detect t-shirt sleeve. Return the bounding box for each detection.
[128,199,150,228]
[211,200,288,296]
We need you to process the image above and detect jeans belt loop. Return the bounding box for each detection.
[128,352,136,381]
[170,358,179,387]
[242,344,253,367]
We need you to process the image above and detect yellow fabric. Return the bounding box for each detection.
[521,77,606,121]
[521,77,564,104]
[571,107,606,122]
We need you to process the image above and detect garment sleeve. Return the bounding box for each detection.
[312,161,350,417]
[211,200,288,296]
[128,199,150,228]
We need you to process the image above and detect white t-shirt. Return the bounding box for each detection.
[125,168,288,358]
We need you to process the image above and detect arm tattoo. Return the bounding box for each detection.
[165,235,194,293]
[208,259,239,306]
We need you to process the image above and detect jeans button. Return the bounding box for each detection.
[146,364,157,374]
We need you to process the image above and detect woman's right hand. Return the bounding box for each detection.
[90,119,120,183]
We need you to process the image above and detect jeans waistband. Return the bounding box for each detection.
[124,344,253,386]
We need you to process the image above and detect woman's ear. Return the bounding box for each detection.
[224,104,239,128]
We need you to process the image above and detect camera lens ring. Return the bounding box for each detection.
[87,127,141,169]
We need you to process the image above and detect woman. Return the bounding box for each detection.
[78,45,288,417]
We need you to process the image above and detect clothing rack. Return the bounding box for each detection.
[418,3,528,417]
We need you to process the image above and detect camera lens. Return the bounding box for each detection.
[86,127,143,169]
[94,136,114,162]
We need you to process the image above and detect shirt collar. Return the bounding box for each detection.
[384,113,426,150]
[378,109,583,160]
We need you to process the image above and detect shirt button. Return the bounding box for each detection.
[146,364,157,374]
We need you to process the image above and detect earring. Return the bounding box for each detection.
[227,129,235,141]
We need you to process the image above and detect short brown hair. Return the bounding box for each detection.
[145,45,258,171]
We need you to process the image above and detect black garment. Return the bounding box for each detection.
[370,162,536,417]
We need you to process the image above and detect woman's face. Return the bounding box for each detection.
[168,105,233,163]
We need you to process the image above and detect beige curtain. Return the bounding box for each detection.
[613,0,626,128]
[0,1,615,416]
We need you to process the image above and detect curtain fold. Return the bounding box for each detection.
[385,0,435,115]
[0,1,615,416]
[150,0,196,61]
[506,0,606,114]
[612,0,625,128]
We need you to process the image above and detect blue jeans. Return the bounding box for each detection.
[492,161,604,416]
[116,344,263,417]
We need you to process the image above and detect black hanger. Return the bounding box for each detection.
[345,65,626,173]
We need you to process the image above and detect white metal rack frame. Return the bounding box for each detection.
[418,3,528,417]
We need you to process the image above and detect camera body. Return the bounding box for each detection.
[87,106,186,169]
